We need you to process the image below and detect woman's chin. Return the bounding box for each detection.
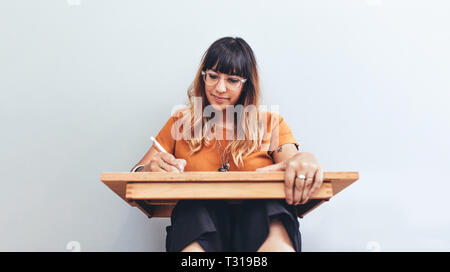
[209,103,227,111]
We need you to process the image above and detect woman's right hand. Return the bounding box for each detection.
[142,152,186,172]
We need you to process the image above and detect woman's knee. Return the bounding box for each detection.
[257,217,295,252]
[181,241,206,252]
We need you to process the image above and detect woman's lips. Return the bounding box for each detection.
[212,94,229,103]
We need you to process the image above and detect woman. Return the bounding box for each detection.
[131,37,323,252]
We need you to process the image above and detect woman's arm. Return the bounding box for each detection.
[271,143,298,164]
[257,144,323,206]
[130,146,159,172]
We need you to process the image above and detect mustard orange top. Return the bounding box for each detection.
[153,111,299,171]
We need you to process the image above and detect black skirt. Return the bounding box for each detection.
[165,199,301,252]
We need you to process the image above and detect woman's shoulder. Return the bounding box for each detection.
[157,106,189,134]
[171,105,189,116]
[167,105,190,121]
[258,110,285,126]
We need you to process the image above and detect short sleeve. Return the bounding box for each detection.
[154,116,176,155]
[267,112,300,156]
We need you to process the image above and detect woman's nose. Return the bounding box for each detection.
[215,77,227,93]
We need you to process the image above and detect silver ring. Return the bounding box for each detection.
[306,177,313,181]
[297,174,306,180]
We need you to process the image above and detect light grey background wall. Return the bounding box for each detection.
[1,0,449,251]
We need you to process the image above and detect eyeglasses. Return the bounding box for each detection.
[201,70,247,90]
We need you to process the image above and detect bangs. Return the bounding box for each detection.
[203,42,251,78]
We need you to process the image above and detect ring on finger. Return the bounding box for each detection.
[297,174,306,180]
[159,162,165,169]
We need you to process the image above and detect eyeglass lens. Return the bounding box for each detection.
[204,71,243,89]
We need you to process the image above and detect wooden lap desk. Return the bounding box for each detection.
[100,171,359,218]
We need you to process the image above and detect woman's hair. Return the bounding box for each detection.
[177,37,265,168]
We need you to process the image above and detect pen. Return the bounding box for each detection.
[151,136,168,153]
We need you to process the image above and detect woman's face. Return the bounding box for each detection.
[204,69,246,112]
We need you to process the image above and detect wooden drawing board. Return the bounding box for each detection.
[100,171,359,218]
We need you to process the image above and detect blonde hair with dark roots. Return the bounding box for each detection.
[176,37,267,168]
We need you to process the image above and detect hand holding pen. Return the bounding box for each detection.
[139,137,186,173]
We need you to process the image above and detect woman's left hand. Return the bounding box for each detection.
[256,152,324,205]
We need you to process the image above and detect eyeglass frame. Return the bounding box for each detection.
[201,70,247,90]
